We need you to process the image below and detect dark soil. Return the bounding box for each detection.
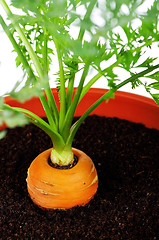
[0,115,159,240]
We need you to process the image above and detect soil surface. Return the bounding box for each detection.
[0,115,159,240]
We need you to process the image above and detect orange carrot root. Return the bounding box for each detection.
[26,148,98,210]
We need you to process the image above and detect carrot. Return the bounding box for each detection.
[26,148,98,209]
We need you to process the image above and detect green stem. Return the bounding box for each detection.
[43,29,48,75]
[54,39,66,132]
[39,94,57,131]
[62,63,90,140]
[42,28,59,126]
[66,63,159,147]
[0,15,36,83]
[79,68,108,102]
[4,104,50,131]
[4,104,65,151]
[66,73,75,109]
[45,88,59,126]
[43,28,58,127]
[116,64,159,89]
[66,90,114,148]
[78,0,97,41]
[42,32,59,126]
[79,59,124,102]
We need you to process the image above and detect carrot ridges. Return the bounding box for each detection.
[26,148,98,210]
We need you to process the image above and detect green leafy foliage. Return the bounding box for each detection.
[0,107,28,128]
[5,0,158,91]
[0,96,3,109]
[0,130,7,139]
[8,75,49,102]
[147,71,159,82]
[142,70,159,105]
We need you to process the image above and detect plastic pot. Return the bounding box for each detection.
[1,88,159,131]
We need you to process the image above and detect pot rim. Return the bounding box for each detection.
[1,88,159,131]
[3,88,157,107]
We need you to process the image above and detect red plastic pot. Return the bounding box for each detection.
[1,88,159,131]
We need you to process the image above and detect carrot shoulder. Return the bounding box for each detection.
[26,148,98,209]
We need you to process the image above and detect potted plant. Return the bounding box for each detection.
[0,0,159,238]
